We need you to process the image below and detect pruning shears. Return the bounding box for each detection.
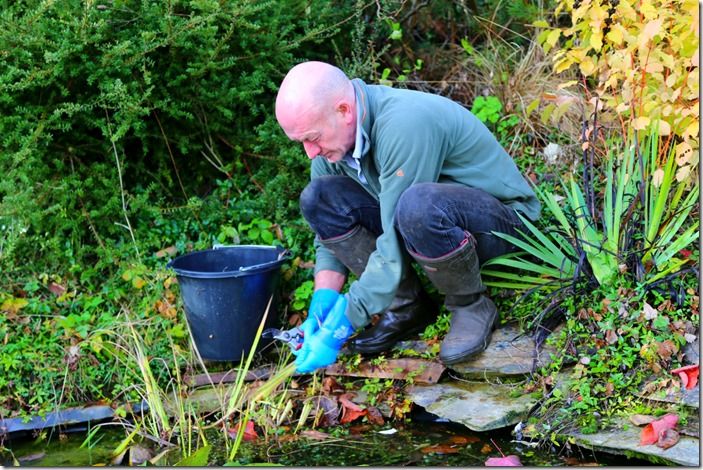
[262,327,304,352]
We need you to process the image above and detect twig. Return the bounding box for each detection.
[104,109,141,261]
[153,109,189,202]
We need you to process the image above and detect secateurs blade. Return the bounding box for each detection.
[262,327,304,351]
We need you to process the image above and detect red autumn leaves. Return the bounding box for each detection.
[671,364,699,390]
[639,413,679,449]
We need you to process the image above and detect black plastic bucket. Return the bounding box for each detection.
[168,245,289,361]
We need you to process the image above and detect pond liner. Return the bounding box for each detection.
[0,401,150,441]
[0,405,116,440]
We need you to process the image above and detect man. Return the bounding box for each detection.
[275,61,540,374]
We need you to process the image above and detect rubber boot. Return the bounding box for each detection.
[320,225,437,354]
[410,234,498,365]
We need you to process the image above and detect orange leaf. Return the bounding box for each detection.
[229,420,258,442]
[339,394,367,424]
[486,455,523,466]
[640,414,678,445]
[420,444,461,454]
[671,364,699,390]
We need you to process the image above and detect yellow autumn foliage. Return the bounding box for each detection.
[536,0,699,180]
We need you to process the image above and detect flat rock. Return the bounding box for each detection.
[567,419,700,467]
[638,383,700,410]
[445,324,557,378]
[407,381,539,431]
[683,338,699,364]
[325,358,445,384]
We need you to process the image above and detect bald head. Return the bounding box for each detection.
[275,61,354,131]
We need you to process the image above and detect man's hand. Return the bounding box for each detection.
[294,295,353,373]
[293,288,339,363]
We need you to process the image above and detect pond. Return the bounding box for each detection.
[2,410,655,466]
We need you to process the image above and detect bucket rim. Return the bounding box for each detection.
[167,244,289,279]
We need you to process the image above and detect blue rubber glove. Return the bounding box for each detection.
[293,289,339,359]
[295,295,353,374]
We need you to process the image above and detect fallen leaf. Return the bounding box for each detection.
[48,282,66,296]
[300,429,331,441]
[657,428,680,449]
[366,406,385,425]
[349,424,372,435]
[155,245,178,258]
[671,364,699,390]
[322,377,344,394]
[339,394,366,424]
[629,414,656,426]
[485,455,523,466]
[448,435,480,445]
[228,420,258,442]
[420,444,461,454]
[640,414,678,445]
[605,329,618,345]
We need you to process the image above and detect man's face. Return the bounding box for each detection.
[279,103,356,164]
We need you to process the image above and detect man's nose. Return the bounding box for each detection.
[303,141,320,159]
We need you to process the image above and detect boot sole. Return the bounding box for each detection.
[439,329,494,365]
[439,306,499,365]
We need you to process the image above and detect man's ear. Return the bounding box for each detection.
[336,101,355,124]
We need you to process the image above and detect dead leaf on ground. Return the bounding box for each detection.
[322,377,344,394]
[629,414,656,426]
[657,428,680,449]
[300,429,332,441]
[420,444,461,454]
[640,413,678,446]
[228,420,258,442]
[485,454,523,466]
[671,364,699,390]
[366,406,385,425]
[563,457,599,466]
[339,393,366,424]
[155,245,178,258]
[447,435,480,445]
[48,282,66,296]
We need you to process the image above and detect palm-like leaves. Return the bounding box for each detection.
[483,129,698,291]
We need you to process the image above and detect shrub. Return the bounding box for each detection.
[0,0,353,276]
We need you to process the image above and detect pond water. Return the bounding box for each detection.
[2,412,654,466]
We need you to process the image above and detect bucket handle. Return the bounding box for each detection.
[238,248,291,272]
[212,244,291,272]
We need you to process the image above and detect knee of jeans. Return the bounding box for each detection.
[395,184,437,230]
[299,178,326,220]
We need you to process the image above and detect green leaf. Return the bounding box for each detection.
[175,445,211,466]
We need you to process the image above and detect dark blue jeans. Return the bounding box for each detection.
[300,175,525,264]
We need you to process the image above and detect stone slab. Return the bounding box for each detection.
[407,381,539,432]
[638,384,700,410]
[447,324,557,378]
[567,419,700,467]
[325,358,445,384]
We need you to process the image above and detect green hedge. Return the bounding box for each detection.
[0,0,357,276]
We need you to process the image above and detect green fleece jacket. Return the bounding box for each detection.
[310,79,541,330]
